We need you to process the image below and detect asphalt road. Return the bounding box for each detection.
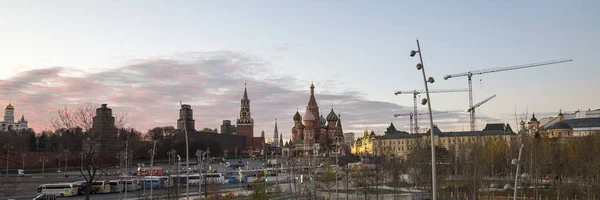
[7,181,288,200]
[3,157,313,200]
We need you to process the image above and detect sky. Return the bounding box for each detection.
[0,0,598,140]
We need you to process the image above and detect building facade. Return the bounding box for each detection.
[220,120,236,135]
[290,83,345,157]
[372,123,516,159]
[1,103,28,132]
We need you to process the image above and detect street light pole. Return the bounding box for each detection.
[149,140,157,200]
[411,39,437,200]
[5,145,10,179]
[21,153,25,173]
[513,144,525,200]
[180,101,191,200]
[38,157,48,183]
[64,150,68,177]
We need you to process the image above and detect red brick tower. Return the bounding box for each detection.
[236,83,254,150]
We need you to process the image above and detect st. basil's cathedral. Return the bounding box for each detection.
[290,83,345,157]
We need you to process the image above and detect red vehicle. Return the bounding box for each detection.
[137,167,164,176]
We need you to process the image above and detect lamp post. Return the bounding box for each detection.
[124,142,129,200]
[149,141,157,200]
[4,145,11,179]
[410,39,437,200]
[38,157,48,183]
[21,153,26,173]
[64,150,69,177]
[180,101,191,200]
[196,149,205,196]
[512,144,525,200]
[177,154,181,197]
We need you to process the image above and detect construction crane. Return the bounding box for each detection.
[466,95,497,130]
[395,89,468,134]
[443,59,573,131]
[394,110,463,134]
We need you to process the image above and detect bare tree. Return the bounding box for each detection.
[50,103,128,200]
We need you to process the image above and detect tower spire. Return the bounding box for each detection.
[243,83,248,100]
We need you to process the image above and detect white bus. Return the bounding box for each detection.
[202,173,227,184]
[121,179,140,191]
[92,181,110,194]
[37,183,79,197]
[108,180,124,193]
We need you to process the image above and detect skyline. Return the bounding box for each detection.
[1,1,598,139]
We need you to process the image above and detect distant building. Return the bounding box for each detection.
[83,104,124,162]
[220,120,236,135]
[534,110,600,138]
[372,122,516,158]
[177,104,195,132]
[1,102,29,131]
[273,119,279,147]
[176,84,265,153]
[344,132,355,146]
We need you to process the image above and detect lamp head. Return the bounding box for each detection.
[421,98,428,105]
[410,50,418,57]
[416,63,423,70]
[428,77,435,83]
[443,75,450,80]
[511,158,521,165]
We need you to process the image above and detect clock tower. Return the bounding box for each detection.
[236,83,254,150]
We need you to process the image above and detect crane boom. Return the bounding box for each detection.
[442,59,573,131]
[443,59,573,80]
[395,88,468,133]
[468,95,496,112]
[395,88,468,95]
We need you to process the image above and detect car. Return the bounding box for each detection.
[33,193,56,200]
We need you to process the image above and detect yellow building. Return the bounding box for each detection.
[351,129,376,155]
[373,122,516,159]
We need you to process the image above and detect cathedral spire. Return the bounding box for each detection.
[307,83,318,108]
[274,118,278,133]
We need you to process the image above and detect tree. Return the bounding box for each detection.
[27,131,36,151]
[318,163,337,199]
[50,103,129,200]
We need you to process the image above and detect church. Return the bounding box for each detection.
[290,83,345,157]
[1,102,28,132]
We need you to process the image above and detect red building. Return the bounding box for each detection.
[236,84,264,152]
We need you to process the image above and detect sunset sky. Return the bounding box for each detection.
[1,1,598,139]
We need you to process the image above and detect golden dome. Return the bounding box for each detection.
[5,103,14,110]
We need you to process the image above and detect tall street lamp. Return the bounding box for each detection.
[410,39,437,200]
[21,153,26,173]
[4,145,12,179]
[512,144,525,200]
[38,157,48,183]
[180,101,191,200]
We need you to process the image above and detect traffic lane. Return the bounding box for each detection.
[10,180,290,200]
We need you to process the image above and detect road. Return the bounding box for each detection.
[7,181,289,200]
[3,157,312,200]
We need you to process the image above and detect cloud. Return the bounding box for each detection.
[0,51,484,139]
